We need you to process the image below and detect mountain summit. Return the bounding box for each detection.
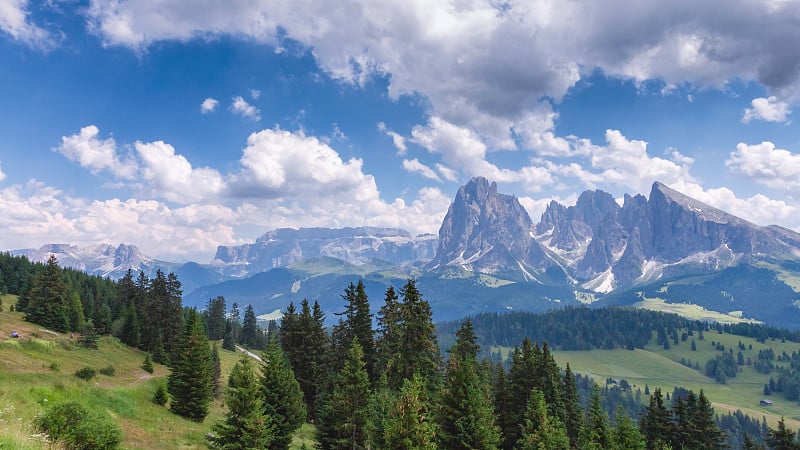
[430,177,550,280]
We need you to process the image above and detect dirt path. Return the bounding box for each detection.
[130,373,155,387]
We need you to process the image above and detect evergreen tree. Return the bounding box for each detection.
[693,390,726,450]
[375,285,401,381]
[517,388,569,450]
[141,352,154,374]
[384,373,437,450]
[260,337,306,450]
[203,296,227,341]
[766,417,800,450]
[24,255,70,332]
[67,291,85,332]
[504,337,539,449]
[331,281,376,381]
[210,356,274,449]
[77,320,100,349]
[639,388,673,450]
[240,304,263,349]
[388,279,440,390]
[613,409,646,450]
[167,309,213,422]
[316,340,371,450]
[287,299,328,421]
[439,320,500,450]
[211,344,222,399]
[580,385,611,450]
[562,363,583,448]
[121,303,142,348]
[365,374,394,450]
[222,320,236,351]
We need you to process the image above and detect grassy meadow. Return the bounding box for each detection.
[551,327,800,429]
[0,294,313,449]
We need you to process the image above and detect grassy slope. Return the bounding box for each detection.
[551,329,800,429]
[0,294,316,449]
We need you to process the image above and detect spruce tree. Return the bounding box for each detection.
[384,373,438,450]
[517,388,569,450]
[67,291,85,332]
[167,308,213,422]
[693,390,726,449]
[141,352,154,374]
[24,255,70,332]
[375,285,401,381]
[639,388,673,450]
[222,320,236,351]
[77,320,100,349]
[316,340,371,450]
[330,281,376,380]
[121,303,142,348]
[240,304,263,349]
[612,409,645,450]
[211,344,222,399]
[562,363,583,448]
[580,385,611,450]
[389,279,440,390]
[439,320,500,450]
[203,296,227,341]
[260,337,306,450]
[504,337,539,449]
[289,299,328,421]
[211,356,274,449]
[766,417,800,450]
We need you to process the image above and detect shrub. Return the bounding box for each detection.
[74,367,96,381]
[35,400,122,450]
[153,383,169,406]
[99,365,115,376]
[49,362,60,372]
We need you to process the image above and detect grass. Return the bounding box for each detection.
[549,327,800,429]
[0,294,318,449]
[634,297,761,324]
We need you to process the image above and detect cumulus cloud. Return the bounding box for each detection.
[403,159,440,181]
[0,0,53,49]
[55,125,137,179]
[0,180,236,261]
[83,0,800,147]
[0,161,6,182]
[726,141,800,190]
[200,97,219,113]
[135,140,225,203]
[377,122,408,155]
[435,163,457,182]
[230,96,260,120]
[742,96,792,123]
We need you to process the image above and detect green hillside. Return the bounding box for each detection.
[0,294,312,449]
[550,329,800,429]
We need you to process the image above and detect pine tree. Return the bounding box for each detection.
[331,281,376,381]
[384,373,438,450]
[287,299,328,421]
[517,388,569,450]
[692,390,726,450]
[375,285,401,380]
[766,417,800,450]
[580,385,611,450]
[24,255,70,332]
[121,303,142,348]
[388,279,440,390]
[639,388,673,450]
[222,320,236,352]
[167,309,213,422]
[612,409,646,450]
[211,344,222,399]
[260,337,306,450]
[67,291,85,332]
[562,363,583,448]
[504,337,539,449]
[316,340,371,450]
[365,374,394,450]
[439,320,500,450]
[203,296,227,341]
[141,352,154,374]
[240,304,263,349]
[210,356,274,449]
[77,320,100,349]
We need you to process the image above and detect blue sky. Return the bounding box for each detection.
[1,0,799,262]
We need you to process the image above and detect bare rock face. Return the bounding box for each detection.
[431,177,550,280]
[212,227,438,276]
[12,243,157,279]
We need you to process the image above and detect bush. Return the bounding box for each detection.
[99,365,115,376]
[49,362,60,372]
[153,383,169,406]
[35,400,122,450]
[141,353,154,374]
[74,367,96,381]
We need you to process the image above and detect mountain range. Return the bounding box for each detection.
[11,177,800,327]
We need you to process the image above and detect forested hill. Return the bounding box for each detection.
[437,307,800,356]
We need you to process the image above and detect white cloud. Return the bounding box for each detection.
[377,122,408,155]
[135,140,225,203]
[200,97,219,114]
[403,159,440,182]
[249,88,261,100]
[435,163,457,182]
[0,0,53,49]
[0,180,236,261]
[55,125,137,179]
[726,141,800,190]
[0,161,6,182]
[230,96,261,120]
[742,96,792,123]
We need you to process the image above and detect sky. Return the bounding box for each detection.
[1,0,800,262]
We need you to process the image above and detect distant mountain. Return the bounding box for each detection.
[536,181,800,292]
[11,243,162,279]
[430,177,554,282]
[212,226,437,278]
